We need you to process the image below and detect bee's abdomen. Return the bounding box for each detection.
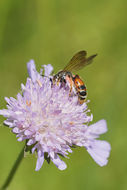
[78,85,86,90]
[78,85,87,101]
[79,90,87,97]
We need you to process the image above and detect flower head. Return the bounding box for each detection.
[0,60,111,170]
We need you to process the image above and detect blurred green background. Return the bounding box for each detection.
[0,0,127,190]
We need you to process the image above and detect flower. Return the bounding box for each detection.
[0,60,111,171]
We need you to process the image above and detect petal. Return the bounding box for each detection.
[17,136,24,142]
[24,130,33,136]
[86,140,111,166]
[12,127,20,133]
[43,64,53,76]
[27,139,36,146]
[4,97,10,104]
[4,120,13,127]
[27,60,40,83]
[51,155,67,170]
[35,151,44,171]
[88,120,108,135]
[0,109,11,117]
[21,83,26,91]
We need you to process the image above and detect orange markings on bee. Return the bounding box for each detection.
[73,75,84,88]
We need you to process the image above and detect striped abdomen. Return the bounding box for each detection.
[73,75,87,104]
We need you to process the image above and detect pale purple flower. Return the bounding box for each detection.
[0,60,111,170]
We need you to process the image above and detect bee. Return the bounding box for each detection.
[52,51,97,104]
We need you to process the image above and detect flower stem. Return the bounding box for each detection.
[0,146,24,190]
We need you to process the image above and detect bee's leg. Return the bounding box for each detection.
[69,84,73,96]
[49,77,53,86]
[52,75,60,86]
[57,78,61,86]
[65,75,73,96]
[78,97,85,104]
[59,77,66,88]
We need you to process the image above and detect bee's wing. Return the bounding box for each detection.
[63,50,97,72]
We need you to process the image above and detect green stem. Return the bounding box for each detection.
[1,146,24,190]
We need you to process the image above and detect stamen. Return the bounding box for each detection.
[26,100,31,106]
[69,122,74,125]
[36,79,42,87]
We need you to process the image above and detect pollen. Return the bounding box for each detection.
[36,79,42,87]
[26,100,31,106]
[69,121,74,125]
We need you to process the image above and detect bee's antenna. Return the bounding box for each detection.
[41,74,53,83]
[41,74,50,79]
